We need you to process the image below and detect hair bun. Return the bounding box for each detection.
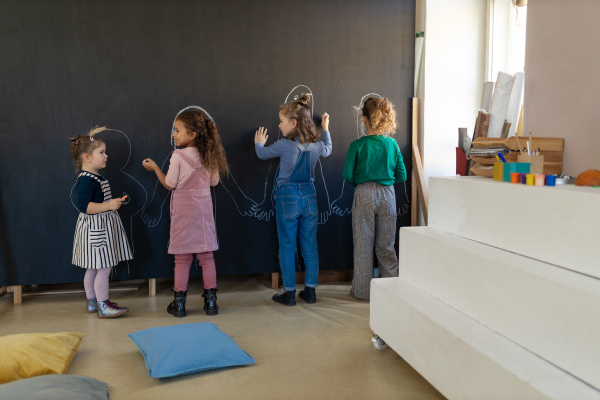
[297,93,311,108]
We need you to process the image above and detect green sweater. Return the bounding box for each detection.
[342,135,407,187]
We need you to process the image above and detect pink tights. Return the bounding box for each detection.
[83,267,112,302]
[174,251,217,292]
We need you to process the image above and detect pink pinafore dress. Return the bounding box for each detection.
[168,149,218,254]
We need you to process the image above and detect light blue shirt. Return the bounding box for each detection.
[255,131,332,184]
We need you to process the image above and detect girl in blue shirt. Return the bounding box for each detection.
[254,94,332,305]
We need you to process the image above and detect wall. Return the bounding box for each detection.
[417,0,487,189]
[524,0,600,176]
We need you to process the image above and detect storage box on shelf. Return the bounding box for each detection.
[469,136,563,177]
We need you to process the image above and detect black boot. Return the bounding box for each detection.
[202,288,219,316]
[167,290,187,318]
[298,286,316,304]
[272,290,296,306]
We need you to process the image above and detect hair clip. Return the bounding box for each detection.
[86,125,107,137]
[90,136,94,142]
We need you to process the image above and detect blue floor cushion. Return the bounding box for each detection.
[127,322,255,378]
[0,375,108,400]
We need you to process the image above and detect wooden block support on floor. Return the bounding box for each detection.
[13,285,22,304]
[271,273,279,290]
[148,279,156,296]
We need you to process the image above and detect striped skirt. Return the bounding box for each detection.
[72,211,133,269]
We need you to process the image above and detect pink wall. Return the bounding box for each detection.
[524,0,600,176]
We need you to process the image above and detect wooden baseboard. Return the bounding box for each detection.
[271,269,352,289]
[8,284,139,304]
[21,286,138,297]
[315,269,353,283]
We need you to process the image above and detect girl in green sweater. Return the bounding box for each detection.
[342,97,407,301]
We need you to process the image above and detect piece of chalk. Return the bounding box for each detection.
[121,195,128,200]
[323,113,328,116]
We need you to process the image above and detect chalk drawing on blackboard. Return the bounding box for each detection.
[139,105,213,229]
[246,85,316,222]
[353,93,410,217]
[139,150,172,228]
[354,93,383,138]
[227,84,352,224]
[69,127,150,273]
[137,105,228,261]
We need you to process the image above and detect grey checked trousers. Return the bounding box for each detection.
[351,182,399,300]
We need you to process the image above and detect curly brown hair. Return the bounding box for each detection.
[176,109,229,178]
[362,97,397,136]
[279,93,320,144]
[68,135,105,173]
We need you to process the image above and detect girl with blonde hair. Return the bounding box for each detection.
[342,97,407,301]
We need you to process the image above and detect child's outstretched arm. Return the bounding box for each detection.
[394,145,408,184]
[321,113,330,132]
[142,158,174,191]
[320,113,332,157]
[87,198,124,214]
[342,144,357,187]
[254,127,282,160]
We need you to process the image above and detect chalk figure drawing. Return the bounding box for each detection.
[139,106,219,260]
[70,127,150,274]
[139,91,409,235]
[220,85,351,224]
[91,92,409,274]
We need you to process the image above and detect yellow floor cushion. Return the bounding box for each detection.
[0,332,84,384]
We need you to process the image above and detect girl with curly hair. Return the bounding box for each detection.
[342,97,407,301]
[142,109,229,317]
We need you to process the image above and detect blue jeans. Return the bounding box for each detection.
[274,183,319,291]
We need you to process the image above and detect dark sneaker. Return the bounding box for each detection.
[272,290,296,306]
[298,286,316,304]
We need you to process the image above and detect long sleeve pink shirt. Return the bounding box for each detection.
[165,147,219,189]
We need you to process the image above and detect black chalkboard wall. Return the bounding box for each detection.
[0,0,415,285]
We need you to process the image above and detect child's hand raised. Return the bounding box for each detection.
[254,127,268,145]
[142,158,158,171]
[321,113,330,131]
[107,198,124,210]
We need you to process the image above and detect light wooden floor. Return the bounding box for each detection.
[0,275,444,400]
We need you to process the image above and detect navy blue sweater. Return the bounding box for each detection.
[76,172,107,214]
